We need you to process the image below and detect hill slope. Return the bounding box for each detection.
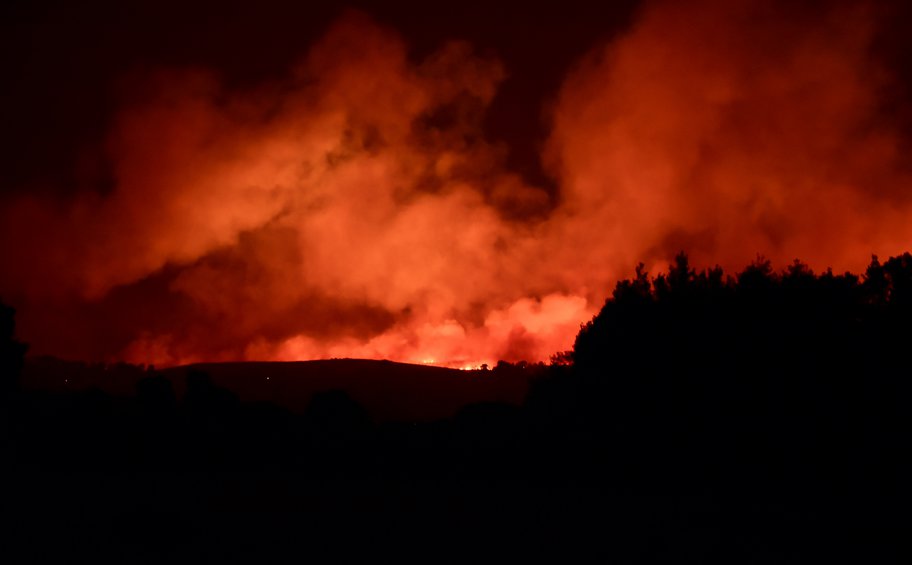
[22,357,532,421]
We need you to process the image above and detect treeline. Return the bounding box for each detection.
[533,253,912,481]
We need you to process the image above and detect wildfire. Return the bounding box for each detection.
[2,1,910,367]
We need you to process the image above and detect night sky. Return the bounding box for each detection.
[2,0,912,366]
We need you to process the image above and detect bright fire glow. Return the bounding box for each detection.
[2,1,911,367]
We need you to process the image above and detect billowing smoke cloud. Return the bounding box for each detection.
[0,13,587,366]
[545,0,912,279]
[1,1,910,366]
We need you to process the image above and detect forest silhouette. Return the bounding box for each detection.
[2,252,911,563]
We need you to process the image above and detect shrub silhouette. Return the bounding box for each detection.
[1,299,28,397]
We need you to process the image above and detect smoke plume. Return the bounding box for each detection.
[1,1,910,366]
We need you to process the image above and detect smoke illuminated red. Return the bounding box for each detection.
[1,1,910,367]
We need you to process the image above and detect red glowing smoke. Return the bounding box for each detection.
[1,1,910,366]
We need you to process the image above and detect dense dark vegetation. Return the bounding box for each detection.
[3,253,911,563]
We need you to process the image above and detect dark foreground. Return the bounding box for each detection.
[11,470,903,564]
[3,253,912,563]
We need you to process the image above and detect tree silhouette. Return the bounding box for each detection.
[532,251,912,493]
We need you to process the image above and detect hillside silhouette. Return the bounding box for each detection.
[3,252,912,563]
[21,357,530,421]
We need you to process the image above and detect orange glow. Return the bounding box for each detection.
[2,2,911,367]
[545,0,912,278]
